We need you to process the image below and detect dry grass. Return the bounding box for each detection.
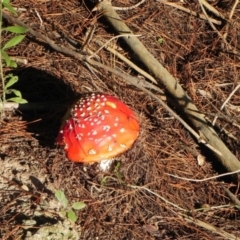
[0,0,240,239]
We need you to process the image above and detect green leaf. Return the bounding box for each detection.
[100,176,108,186]
[2,2,17,15]
[113,161,121,173]
[1,50,11,66]
[55,190,69,208]
[67,210,77,222]
[72,202,86,210]
[9,61,18,68]
[7,97,28,104]
[5,75,18,89]
[3,0,10,4]
[10,89,22,98]
[3,26,28,34]
[60,211,67,218]
[2,35,26,50]
[157,38,164,44]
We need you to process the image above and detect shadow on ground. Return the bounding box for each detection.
[11,67,78,146]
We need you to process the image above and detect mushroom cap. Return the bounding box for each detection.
[57,93,140,163]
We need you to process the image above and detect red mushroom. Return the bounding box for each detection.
[57,93,140,170]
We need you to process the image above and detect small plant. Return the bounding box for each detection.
[101,161,124,186]
[157,37,164,44]
[55,190,86,223]
[0,0,28,111]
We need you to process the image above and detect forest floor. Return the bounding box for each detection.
[1,0,240,239]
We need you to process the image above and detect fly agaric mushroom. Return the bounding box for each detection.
[57,93,140,170]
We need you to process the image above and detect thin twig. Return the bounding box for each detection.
[212,83,240,126]
[165,169,240,182]
[200,0,226,20]
[93,0,146,11]
[81,24,96,52]
[222,186,240,207]
[94,38,159,85]
[89,34,141,59]
[157,0,222,25]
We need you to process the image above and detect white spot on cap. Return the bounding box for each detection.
[96,121,101,125]
[60,130,63,133]
[80,112,85,117]
[87,107,91,111]
[115,117,119,121]
[87,101,91,106]
[95,138,102,144]
[92,130,97,135]
[108,146,113,151]
[78,124,86,128]
[103,126,110,131]
[101,102,105,106]
[120,144,127,148]
[69,124,73,130]
[104,110,109,114]
[120,128,125,133]
[96,98,100,102]
[114,123,118,127]
[90,122,94,126]
[89,149,96,155]
[76,135,81,140]
[112,134,116,138]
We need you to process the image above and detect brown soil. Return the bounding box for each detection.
[1,0,240,239]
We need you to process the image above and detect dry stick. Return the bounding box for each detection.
[222,186,240,207]
[165,169,240,182]
[200,0,227,20]
[157,0,222,25]
[111,0,146,11]
[89,34,142,59]
[212,83,240,126]
[93,38,159,85]
[2,12,239,172]
[223,0,239,50]
[94,2,240,176]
